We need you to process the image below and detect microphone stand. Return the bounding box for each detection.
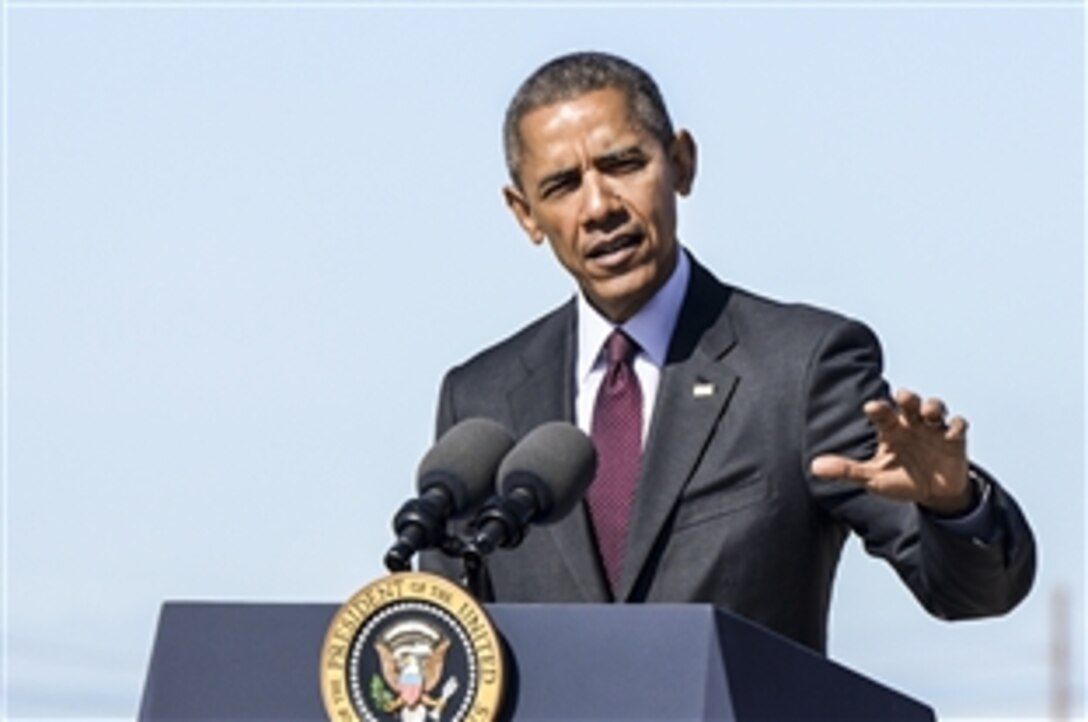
[383,529,494,602]
[432,533,494,603]
[456,495,530,603]
[460,544,494,603]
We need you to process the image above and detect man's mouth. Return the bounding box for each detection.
[586,232,644,261]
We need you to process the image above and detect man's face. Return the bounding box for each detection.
[504,87,696,323]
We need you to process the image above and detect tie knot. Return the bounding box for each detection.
[605,329,639,368]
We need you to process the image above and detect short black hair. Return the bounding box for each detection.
[503,51,675,187]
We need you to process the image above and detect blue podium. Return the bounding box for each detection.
[139,602,934,721]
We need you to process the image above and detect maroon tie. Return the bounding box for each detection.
[587,329,643,595]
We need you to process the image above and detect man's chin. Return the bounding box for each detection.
[585,281,655,324]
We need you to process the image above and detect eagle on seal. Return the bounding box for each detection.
[375,624,458,722]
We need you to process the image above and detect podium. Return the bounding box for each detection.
[139,601,935,721]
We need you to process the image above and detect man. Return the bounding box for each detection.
[420,51,1034,653]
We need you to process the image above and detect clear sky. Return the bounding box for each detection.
[2,1,1084,720]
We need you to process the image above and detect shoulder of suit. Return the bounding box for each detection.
[688,251,859,318]
[695,256,870,324]
[705,279,885,382]
[697,266,882,354]
[444,297,574,382]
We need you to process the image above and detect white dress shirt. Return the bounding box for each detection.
[575,249,691,443]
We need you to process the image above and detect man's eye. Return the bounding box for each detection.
[542,176,579,198]
[603,156,646,174]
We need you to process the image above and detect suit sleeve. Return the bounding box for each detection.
[801,319,1036,620]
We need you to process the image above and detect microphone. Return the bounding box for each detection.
[384,418,516,572]
[469,421,597,555]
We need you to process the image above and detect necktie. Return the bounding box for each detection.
[587,329,643,595]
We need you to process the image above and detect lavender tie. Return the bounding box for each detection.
[587,329,643,594]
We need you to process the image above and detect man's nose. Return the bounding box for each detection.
[581,173,625,232]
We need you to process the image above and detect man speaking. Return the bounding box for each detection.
[420,51,1035,653]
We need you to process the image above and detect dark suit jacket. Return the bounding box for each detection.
[421,255,1035,652]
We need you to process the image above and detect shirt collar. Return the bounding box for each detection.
[576,248,691,381]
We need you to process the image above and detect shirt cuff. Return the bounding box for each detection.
[925,469,997,544]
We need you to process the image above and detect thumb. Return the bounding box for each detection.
[810,454,871,481]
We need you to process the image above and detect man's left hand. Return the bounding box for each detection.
[810,388,973,514]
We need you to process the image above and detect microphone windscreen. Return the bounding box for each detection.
[417,418,516,517]
[496,421,597,524]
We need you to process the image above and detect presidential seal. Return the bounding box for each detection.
[321,572,504,722]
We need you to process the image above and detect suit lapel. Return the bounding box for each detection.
[617,260,740,601]
[506,300,611,602]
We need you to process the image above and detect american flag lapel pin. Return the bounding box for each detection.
[693,382,716,398]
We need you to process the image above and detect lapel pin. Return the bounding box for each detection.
[693,382,716,398]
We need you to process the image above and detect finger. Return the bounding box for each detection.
[920,397,948,427]
[945,415,969,441]
[895,388,922,424]
[863,399,899,433]
[810,454,873,482]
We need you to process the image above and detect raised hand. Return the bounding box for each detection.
[810,388,974,514]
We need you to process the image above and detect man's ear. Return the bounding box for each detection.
[670,129,697,197]
[503,184,545,245]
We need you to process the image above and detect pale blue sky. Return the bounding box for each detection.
[2,2,1083,719]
